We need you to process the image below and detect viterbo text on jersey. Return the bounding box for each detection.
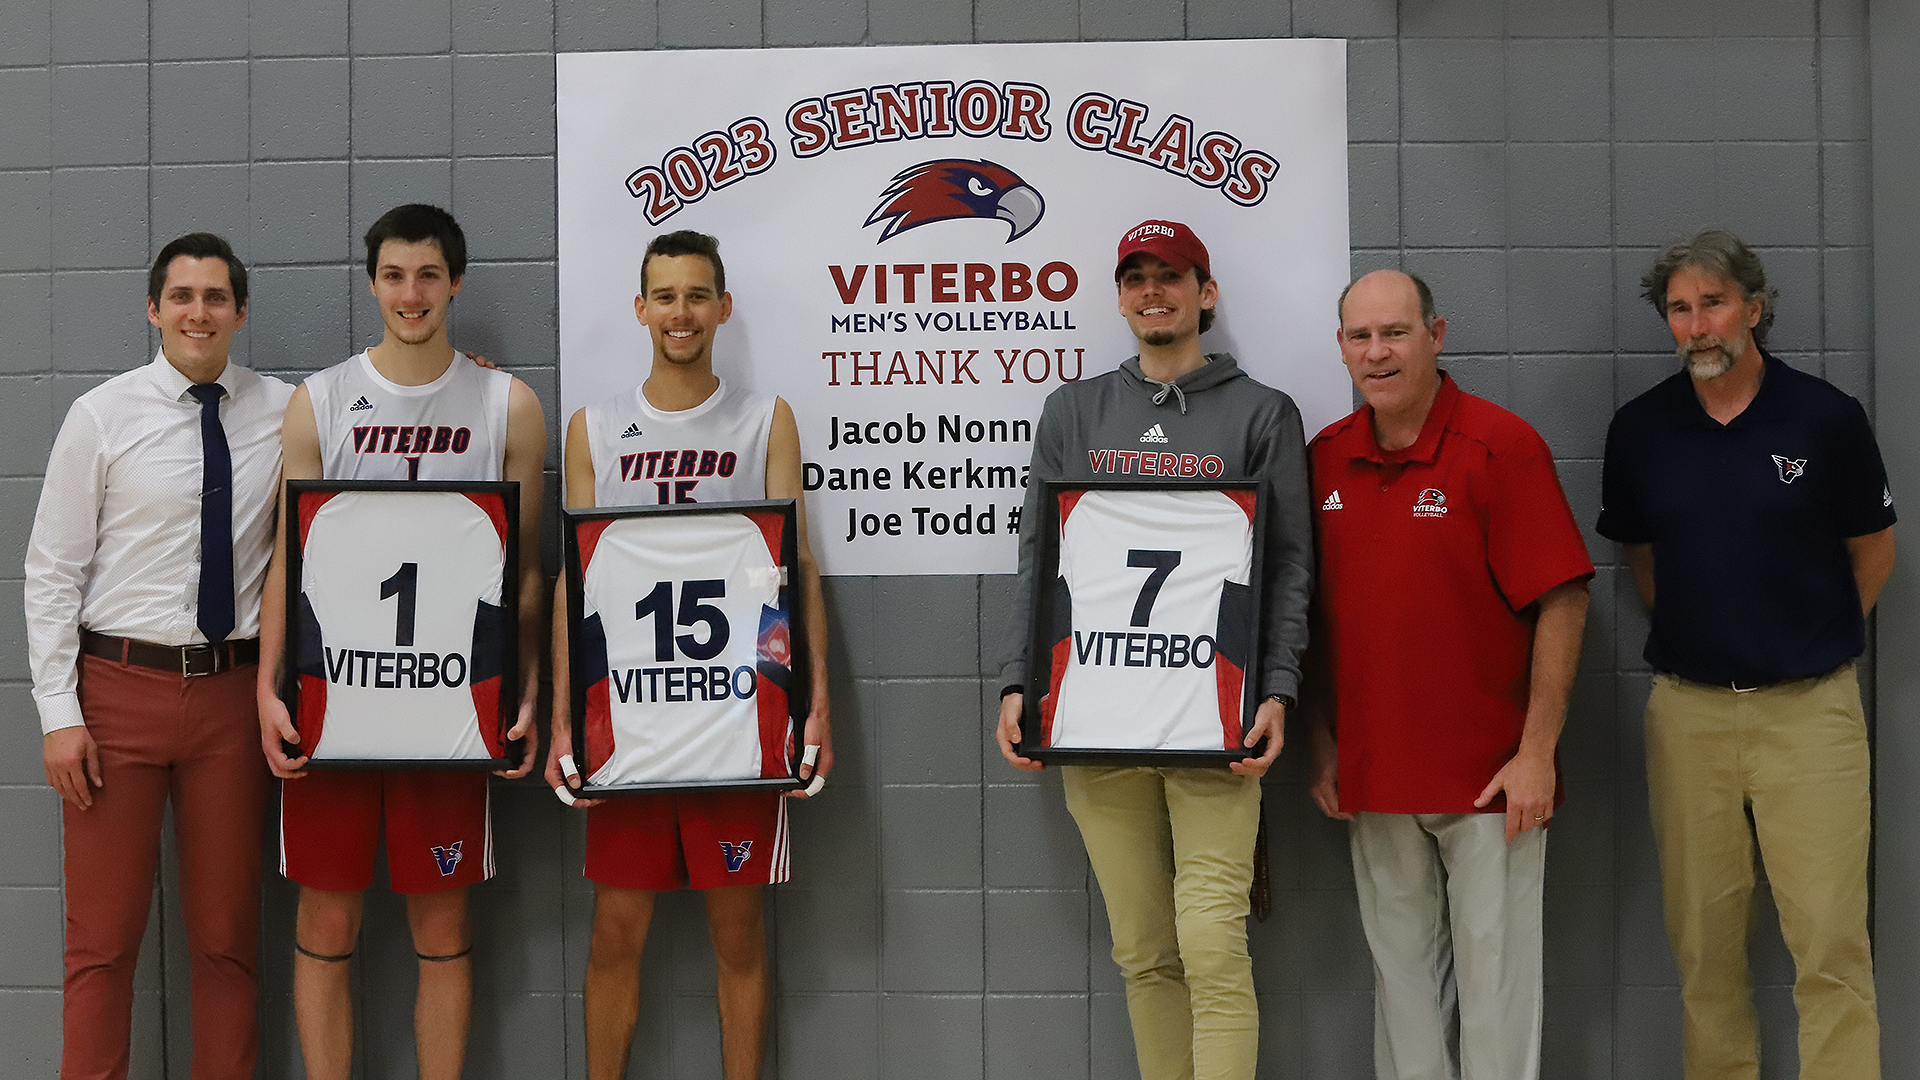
[324,647,467,688]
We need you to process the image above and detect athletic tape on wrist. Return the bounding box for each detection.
[553,784,577,806]
[559,753,579,781]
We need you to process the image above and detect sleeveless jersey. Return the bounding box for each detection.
[581,379,773,507]
[307,351,512,482]
[575,380,792,787]
[294,353,514,760]
[1042,489,1257,751]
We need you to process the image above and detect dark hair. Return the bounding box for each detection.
[1337,270,1436,327]
[640,230,726,296]
[364,204,467,281]
[148,232,248,310]
[1642,229,1776,347]
[1195,265,1216,335]
[1115,254,1217,334]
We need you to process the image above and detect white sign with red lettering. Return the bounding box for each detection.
[558,39,1349,576]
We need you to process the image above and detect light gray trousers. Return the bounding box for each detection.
[1349,812,1546,1080]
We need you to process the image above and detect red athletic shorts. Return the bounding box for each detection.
[585,790,789,890]
[280,770,492,893]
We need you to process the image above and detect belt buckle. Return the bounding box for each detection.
[181,644,219,677]
[1730,681,1761,693]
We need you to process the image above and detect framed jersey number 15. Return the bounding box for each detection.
[1020,480,1265,766]
[563,500,809,796]
[281,480,522,770]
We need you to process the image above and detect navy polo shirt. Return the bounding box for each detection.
[1598,352,1895,685]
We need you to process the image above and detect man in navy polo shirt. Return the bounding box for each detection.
[1599,230,1894,1080]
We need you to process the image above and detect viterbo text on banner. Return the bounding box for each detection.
[559,39,1350,575]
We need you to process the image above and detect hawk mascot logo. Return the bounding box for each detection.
[864,159,1046,242]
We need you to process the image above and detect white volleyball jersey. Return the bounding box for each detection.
[581,380,774,507]
[576,511,791,785]
[1043,489,1256,751]
[307,351,512,482]
[296,490,510,760]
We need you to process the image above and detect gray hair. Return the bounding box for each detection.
[1641,230,1777,347]
[1337,270,1436,327]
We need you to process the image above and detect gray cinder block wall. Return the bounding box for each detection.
[0,1,1903,1077]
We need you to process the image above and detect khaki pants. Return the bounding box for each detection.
[1348,813,1545,1080]
[1644,667,1879,1080]
[1062,765,1262,1080]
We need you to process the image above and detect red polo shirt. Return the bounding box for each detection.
[1311,374,1593,814]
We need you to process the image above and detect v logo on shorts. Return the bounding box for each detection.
[430,841,464,876]
[720,840,753,872]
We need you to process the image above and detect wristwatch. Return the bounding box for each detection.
[1265,693,1296,710]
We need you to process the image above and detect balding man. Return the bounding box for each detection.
[1305,270,1593,1080]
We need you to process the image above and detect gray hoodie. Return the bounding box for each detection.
[998,352,1314,701]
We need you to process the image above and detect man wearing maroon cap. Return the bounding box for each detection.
[1306,269,1592,1080]
[997,220,1314,1080]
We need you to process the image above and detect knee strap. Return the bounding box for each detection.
[295,943,354,963]
[416,946,472,963]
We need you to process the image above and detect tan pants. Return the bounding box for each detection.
[1348,813,1545,1080]
[1062,765,1262,1080]
[1644,667,1879,1080]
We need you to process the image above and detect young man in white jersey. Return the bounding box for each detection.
[547,230,832,1080]
[255,204,547,1080]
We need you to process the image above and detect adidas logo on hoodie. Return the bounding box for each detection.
[1321,490,1343,511]
[1139,424,1169,444]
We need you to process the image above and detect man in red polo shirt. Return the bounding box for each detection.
[1305,269,1592,1080]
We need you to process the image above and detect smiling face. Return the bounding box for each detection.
[635,252,732,368]
[370,238,461,347]
[1116,255,1216,348]
[146,255,246,371]
[1662,263,1763,380]
[1336,270,1446,418]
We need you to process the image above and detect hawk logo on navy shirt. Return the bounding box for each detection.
[1772,454,1808,484]
[348,395,374,412]
[864,159,1045,242]
[1414,488,1449,517]
[621,423,642,438]
[430,841,464,876]
[719,841,753,873]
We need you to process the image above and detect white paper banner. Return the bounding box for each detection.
[558,39,1350,576]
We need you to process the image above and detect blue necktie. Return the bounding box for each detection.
[187,382,234,644]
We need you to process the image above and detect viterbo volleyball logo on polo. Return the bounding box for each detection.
[1414,488,1448,517]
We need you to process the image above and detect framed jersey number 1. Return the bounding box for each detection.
[1020,481,1265,766]
[564,500,808,796]
[282,480,521,770]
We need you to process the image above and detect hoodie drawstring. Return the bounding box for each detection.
[1147,378,1189,414]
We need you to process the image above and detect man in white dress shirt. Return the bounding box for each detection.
[26,232,292,1080]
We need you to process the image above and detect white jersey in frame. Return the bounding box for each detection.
[1042,488,1256,751]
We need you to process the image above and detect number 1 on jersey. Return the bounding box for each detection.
[380,562,418,646]
[1127,549,1182,627]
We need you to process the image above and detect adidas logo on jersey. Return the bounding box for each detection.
[1139,424,1169,443]
[348,396,374,412]
[1321,490,1343,511]
[621,423,642,438]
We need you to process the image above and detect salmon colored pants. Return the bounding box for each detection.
[62,653,268,1080]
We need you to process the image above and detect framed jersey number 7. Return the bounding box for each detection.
[1020,480,1265,767]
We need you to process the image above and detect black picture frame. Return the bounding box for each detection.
[1018,480,1266,767]
[282,480,522,770]
[563,499,808,796]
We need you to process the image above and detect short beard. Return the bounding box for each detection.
[1678,336,1738,380]
[1141,329,1176,347]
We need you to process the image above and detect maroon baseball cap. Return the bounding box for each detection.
[1115,219,1210,280]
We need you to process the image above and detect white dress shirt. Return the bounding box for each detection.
[25,351,294,735]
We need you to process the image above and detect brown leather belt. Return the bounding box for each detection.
[82,631,260,677]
